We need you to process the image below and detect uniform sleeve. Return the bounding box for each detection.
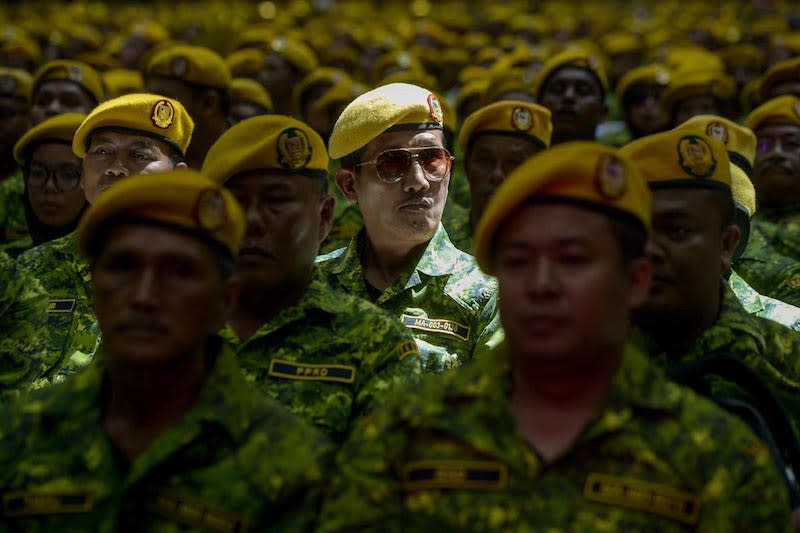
[349,314,423,426]
[0,252,52,400]
[471,289,504,361]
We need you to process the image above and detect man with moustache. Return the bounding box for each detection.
[202,114,421,442]
[17,94,193,387]
[316,83,501,373]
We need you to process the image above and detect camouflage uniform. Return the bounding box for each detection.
[316,224,502,373]
[0,338,332,532]
[729,269,800,331]
[16,231,99,387]
[440,200,472,254]
[219,275,423,442]
[737,211,800,307]
[0,251,51,400]
[639,283,800,436]
[318,343,791,532]
[0,169,31,254]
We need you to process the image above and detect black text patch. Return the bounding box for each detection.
[268,359,356,384]
[401,315,471,341]
[3,490,92,516]
[48,299,76,313]
[401,460,508,491]
[583,473,701,525]
[149,490,249,532]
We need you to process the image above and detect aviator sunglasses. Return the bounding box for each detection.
[355,147,454,184]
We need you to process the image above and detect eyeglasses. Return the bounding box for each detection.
[355,147,454,184]
[27,164,81,191]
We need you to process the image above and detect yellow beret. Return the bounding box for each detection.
[660,69,735,113]
[14,112,85,165]
[72,93,194,158]
[127,21,170,44]
[730,163,756,217]
[380,69,439,93]
[474,142,650,274]
[230,78,273,112]
[328,83,445,159]
[32,60,104,104]
[102,68,144,98]
[674,114,756,176]
[602,32,641,56]
[620,129,731,189]
[456,78,490,113]
[77,169,245,259]
[717,44,764,70]
[76,51,121,72]
[292,67,350,114]
[532,49,609,100]
[458,100,552,154]
[311,81,367,116]
[266,37,318,74]
[203,115,328,185]
[225,48,265,78]
[481,68,537,106]
[0,67,32,101]
[146,44,231,91]
[0,35,41,64]
[759,57,800,101]
[744,95,800,132]
[615,64,670,104]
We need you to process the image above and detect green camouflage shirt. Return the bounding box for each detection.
[316,224,502,373]
[639,283,800,436]
[0,338,332,532]
[0,251,52,400]
[737,209,800,306]
[16,231,99,388]
[219,275,423,442]
[0,169,31,253]
[318,343,790,532]
[439,200,472,254]
[729,269,800,331]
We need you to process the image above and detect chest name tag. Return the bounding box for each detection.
[48,299,76,313]
[268,359,356,384]
[402,460,508,492]
[583,473,701,526]
[3,490,93,516]
[150,490,249,533]
[401,315,471,341]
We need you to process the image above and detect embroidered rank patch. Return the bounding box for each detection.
[48,299,76,313]
[268,358,356,384]
[401,315,471,341]
[402,460,508,491]
[583,473,701,526]
[395,340,420,361]
[3,490,93,516]
[149,490,249,533]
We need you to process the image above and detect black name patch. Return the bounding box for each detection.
[48,299,76,313]
[401,315,471,341]
[268,359,356,384]
[401,460,508,491]
[3,490,92,516]
[149,490,249,532]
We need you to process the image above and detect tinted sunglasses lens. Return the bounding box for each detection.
[419,148,449,178]
[376,150,412,181]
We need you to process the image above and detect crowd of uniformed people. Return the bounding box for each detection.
[2,0,800,530]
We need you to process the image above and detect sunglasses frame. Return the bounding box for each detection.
[355,147,454,184]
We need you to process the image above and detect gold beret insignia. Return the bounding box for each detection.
[277,127,312,170]
[511,107,533,131]
[677,135,717,178]
[195,188,227,231]
[151,99,175,129]
[596,154,627,199]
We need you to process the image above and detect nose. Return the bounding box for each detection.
[645,237,666,263]
[526,258,559,295]
[45,98,62,115]
[562,83,577,101]
[131,266,159,309]
[104,156,129,178]
[401,158,431,193]
[488,161,505,186]
[243,200,266,236]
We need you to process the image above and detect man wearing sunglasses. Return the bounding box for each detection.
[16,94,193,389]
[318,83,501,373]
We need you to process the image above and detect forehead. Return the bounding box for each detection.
[99,222,215,262]
[227,169,310,190]
[362,128,445,159]
[496,202,613,247]
[544,67,601,90]
[650,187,713,215]
[88,127,173,154]
[34,79,87,98]
[470,133,542,155]
[756,123,800,138]
[30,141,77,162]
